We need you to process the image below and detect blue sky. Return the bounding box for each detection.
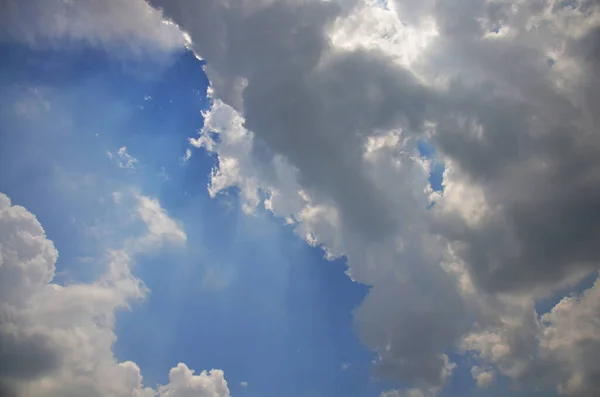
[2,2,600,397]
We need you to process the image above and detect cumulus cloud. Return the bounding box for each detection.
[0,192,229,397]
[470,366,495,389]
[158,364,230,397]
[144,0,600,395]
[537,275,600,397]
[0,0,186,55]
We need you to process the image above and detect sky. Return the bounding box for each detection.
[0,1,599,397]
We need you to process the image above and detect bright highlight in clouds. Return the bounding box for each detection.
[2,0,600,397]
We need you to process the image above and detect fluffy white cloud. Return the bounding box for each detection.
[0,193,57,307]
[158,364,230,397]
[0,192,229,397]
[162,0,600,395]
[537,275,600,397]
[0,0,186,55]
[470,366,495,389]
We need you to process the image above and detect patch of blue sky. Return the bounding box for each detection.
[417,140,444,200]
[115,204,380,396]
[0,43,208,279]
[376,0,389,9]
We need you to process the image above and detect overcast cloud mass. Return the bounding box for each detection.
[1,0,600,396]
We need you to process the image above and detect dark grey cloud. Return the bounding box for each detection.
[425,2,600,295]
[153,0,429,242]
[154,0,600,395]
[243,49,433,241]
[0,326,62,381]
[355,253,466,387]
[159,0,600,297]
[0,380,18,397]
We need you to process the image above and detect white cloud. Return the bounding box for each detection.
[158,364,230,397]
[0,0,186,56]
[329,0,438,71]
[182,148,192,162]
[134,192,187,249]
[537,275,600,397]
[108,146,138,170]
[470,366,495,389]
[0,192,228,397]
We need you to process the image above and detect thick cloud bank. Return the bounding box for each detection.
[156,0,600,395]
[0,192,230,397]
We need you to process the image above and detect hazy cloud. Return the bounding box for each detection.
[0,0,186,56]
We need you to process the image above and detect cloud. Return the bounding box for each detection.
[422,0,600,296]
[133,192,187,249]
[470,366,495,389]
[0,192,57,306]
[381,388,427,397]
[158,364,230,397]
[108,147,138,170]
[182,148,192,162]
[0,192,228,397]
[0,0,186,55]
[151,0,600,395]
[537,275,600,397]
